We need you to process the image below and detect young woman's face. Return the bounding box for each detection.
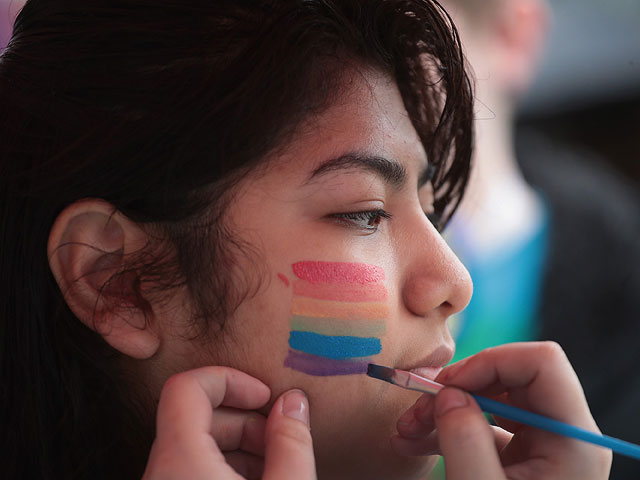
[169,67,472,480]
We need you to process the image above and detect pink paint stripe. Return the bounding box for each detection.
[292,261,384,285]
[292,279,386,302]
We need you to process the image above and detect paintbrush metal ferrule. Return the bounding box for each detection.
[367,364,443,395]
[401,369,444,395]
[366,363,640,462]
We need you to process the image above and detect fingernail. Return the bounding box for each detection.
[282,389,310,428]
[435,388,468,417]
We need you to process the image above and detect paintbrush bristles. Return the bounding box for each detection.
[366,363,396,383]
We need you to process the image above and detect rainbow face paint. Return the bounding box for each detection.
[283,261,387,376]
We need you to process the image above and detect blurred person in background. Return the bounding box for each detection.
[440,0,640,478]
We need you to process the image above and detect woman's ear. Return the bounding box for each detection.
[47,198,161,359]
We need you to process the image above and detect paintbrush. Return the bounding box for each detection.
[367,363,640,461]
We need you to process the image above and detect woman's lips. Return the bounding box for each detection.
[401,344,454,380]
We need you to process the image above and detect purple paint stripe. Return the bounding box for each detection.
[284,350,370,376]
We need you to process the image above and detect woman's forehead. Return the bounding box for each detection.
[267,68,428,183]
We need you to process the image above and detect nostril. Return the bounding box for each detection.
[439,300,453,316]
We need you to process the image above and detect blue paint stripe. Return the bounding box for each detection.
[288,331,381,359]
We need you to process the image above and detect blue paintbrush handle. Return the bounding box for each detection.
[472,394,640,461]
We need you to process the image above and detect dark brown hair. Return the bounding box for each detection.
[0,1,473,478]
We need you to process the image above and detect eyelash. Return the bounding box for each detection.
[331,209,392,232]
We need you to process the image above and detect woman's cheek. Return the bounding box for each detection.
[278,260,388,376]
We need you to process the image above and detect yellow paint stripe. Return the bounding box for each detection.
[291,297,388,320]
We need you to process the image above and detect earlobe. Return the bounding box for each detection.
[47,199,161,359]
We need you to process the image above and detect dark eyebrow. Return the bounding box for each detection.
[307,153,408,189]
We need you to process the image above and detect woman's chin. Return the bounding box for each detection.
[311,398,437,480]
[316,448,438,480]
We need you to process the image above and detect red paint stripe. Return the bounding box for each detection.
[277,273,290,287]
[292,279,386,302]
[292,261,384,284]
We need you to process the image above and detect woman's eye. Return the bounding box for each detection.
[330,209,392,232]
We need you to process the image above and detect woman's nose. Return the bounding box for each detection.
[400,217,473,321]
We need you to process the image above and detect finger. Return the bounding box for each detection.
[263,389,316,480]
[212,407,267,455]
[440,345,612,478]
[144,367,270,480]
[393,393,438,456]
[393,394,437,457]
[393,423,513,459]
[437,342,593,428]
[491,413,528,435]
[156,367,271,441]
[434,387,506,480]
[492,425,513,453]
[224,451,265,480]
[396,393,436,440]
[480,392,531,434]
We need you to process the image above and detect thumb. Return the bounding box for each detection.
[434,387,505,480]
[262,389,317,480]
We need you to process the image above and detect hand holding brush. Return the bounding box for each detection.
[374,342,614,480]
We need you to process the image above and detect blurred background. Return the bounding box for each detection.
[519,0,640,184]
